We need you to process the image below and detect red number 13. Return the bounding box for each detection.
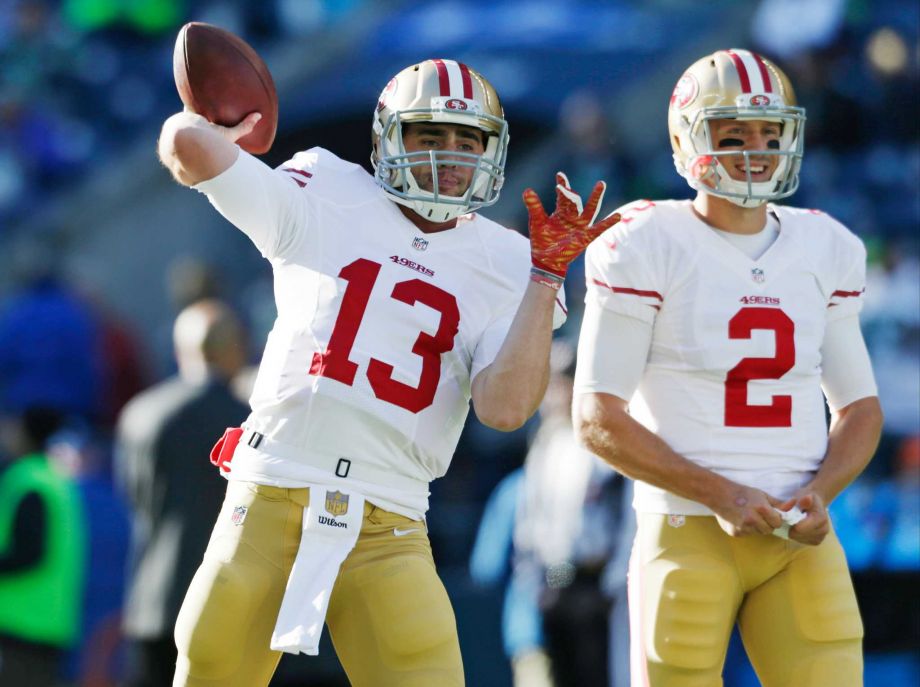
[724,307,795,427]
[310,258,460,414]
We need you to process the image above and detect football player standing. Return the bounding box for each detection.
[157,59,618,687]
[573,49,883,687]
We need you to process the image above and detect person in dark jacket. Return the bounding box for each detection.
[115,299,250,687]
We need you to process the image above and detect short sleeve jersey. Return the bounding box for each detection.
[582,199,866,514]
[195,149,565,518]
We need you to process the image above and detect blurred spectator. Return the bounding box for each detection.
[0,254,107,422]
[470,466,552,687]
[114,299,249,687]
[0,406,87,687]
[875,435,920,572]
[470,343,634,687]
[520,345,631,687]
[863,246,920,447]
[49,425,131,687]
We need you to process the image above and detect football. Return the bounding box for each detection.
[173,22,278,154]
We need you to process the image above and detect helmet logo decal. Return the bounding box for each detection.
[445,98,468,111]
[750,94,771,106]
[433,59,474,98]
[670,73,699,110]
[377,77,397,112]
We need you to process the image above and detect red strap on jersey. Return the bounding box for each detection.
[210,426,243,473]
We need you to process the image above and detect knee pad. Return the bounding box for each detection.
[787,645,863,687]
[789,545,863,643]
[174,557,267,679]
[376,559,459,661]
[644,558,738,671]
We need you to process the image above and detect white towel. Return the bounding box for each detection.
[772,506,806,540]
[270,484,364,655]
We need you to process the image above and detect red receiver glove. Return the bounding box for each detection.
[524,172,621,288]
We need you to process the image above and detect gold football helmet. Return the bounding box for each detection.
[371,59,509,222]
[668,49,806,207]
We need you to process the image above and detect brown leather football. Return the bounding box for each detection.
[173,22,278,154]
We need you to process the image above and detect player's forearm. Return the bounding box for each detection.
[158,111,240,186]
[574,392,736,508]
[805,395,883,504]
[471,281,556,431]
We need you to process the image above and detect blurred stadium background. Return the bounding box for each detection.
[0,0,916,685]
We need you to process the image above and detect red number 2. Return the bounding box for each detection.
[310,258,460,413]
[724,307,795,427]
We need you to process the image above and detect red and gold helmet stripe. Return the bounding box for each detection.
[724,49,774,93]
[432,59,473,99]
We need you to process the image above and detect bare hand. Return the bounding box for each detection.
[225,111,262,143]
[778,491,830,546]
[177,109,262,145]
[712,484,785,537]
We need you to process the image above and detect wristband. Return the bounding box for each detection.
[530,267,564,291]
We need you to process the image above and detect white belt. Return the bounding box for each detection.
[239,429,429,495]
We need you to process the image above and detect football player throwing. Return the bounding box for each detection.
[158,58,618,687]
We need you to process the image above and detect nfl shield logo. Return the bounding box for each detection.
[231,505,248,526]
[325,490,349,517]
[412,237,429,251]
[667,515,686,528]
[751,268,765,283]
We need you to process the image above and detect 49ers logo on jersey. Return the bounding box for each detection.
[391,254,434,277]
[740,295,780,305]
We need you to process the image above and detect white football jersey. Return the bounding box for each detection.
[195,149,565,518]
[583,199,867,514]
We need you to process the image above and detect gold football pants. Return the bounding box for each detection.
[629,514,863,687]
[173,481,464,687]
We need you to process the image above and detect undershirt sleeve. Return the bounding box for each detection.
[820,314,878,411]
[573,299,654,402]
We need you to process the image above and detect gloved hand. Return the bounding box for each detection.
[524,172,620,288]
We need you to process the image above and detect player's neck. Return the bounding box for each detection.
[692,193,768,235]
[397,204,460,234]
